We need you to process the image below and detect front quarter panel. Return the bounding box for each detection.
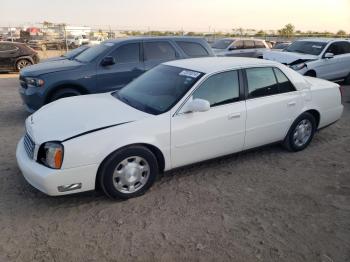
[61,113,171,171]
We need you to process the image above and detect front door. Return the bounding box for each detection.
[97,42,144,92]
[171,70,246,168]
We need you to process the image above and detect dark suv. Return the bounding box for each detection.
[0,41,39,72]
[19,37,214,112]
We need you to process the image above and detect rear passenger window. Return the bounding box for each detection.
[144,42,176,61]
[246,67,279,98]
[254,41,265,48]
[273,68,296,93]
[193,71,240,107]
[176,41,209,57]
[112,43,140,63]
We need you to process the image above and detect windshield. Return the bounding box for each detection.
[284,41,327,55]
[74,43,113,62]
[212,39,234,49]
[64,46,89,58]
[113,65,204,115]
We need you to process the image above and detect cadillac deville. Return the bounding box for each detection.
[16,57,343,199]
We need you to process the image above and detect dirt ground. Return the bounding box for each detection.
[0,75,349,262]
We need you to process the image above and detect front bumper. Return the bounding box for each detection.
[18,85,44,112]
[16,137,98,196]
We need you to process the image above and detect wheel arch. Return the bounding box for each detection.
[14,56,34,68]
[45,83,90,104]
[304,69,317,77]
[95,143,166,189]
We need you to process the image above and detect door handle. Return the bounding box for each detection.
[287,101,296,107]
[228,113,241,119]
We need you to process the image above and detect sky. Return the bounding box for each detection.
[1,0,349,33]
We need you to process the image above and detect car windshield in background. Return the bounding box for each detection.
[74,43,112,62]
[284,41,327,55]
[212,39,234,49]
[64,46,89,59]
[113,65,204,115]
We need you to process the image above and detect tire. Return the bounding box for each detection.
[98,146,159,199]
[283,112,316,152]
[49,88,82,102]
[344,73,350,85]
[16,59,32,71]
[41,44,47,51]
[304,70,316,77]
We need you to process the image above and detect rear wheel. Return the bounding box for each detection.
[49,88,82,102]
[16,59,32,71]
[283,112,316,152]
[41,44,47,51]
[98,146,159,199]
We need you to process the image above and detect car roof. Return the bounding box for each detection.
[164,57,279,74]
[104,36,207,44]
[218,38,265,41]
[297,38,350,43]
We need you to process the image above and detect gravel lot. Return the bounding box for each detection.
[0,74,349,262]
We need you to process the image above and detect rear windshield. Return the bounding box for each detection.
[212,39,234,49]
[285,41,327,55]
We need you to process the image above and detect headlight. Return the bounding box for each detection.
[38,142,64,169]
[290,63,306,71]
[25,77,45,87]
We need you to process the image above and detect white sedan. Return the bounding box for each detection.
[16,57,343,199]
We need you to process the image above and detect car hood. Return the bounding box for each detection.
[26,93,150,144]
[39,56,67,63]
[20,59,83,77]
[263,51,318,65]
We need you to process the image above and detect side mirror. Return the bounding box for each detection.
[101,56,115,66]
[324,52,334,59]
[182,98,210,113]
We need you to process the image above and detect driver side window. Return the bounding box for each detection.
[192,70,240,107]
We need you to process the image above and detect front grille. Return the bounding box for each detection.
[23,133,35,159]
[19,75,27,89]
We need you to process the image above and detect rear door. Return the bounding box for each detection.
[97,41,144,92]
[0,43,19,70]
[143,40,178,71]
[244,67,302,149]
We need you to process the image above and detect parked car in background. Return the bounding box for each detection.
[89,36,106,45]
[28,38,66,51]
[211,38,270,58]
[271,42,291,51]
[16,57,343,199]
[19,37,214,112]
[263,38,350,83]
[0,41,39,72]
[40,45,90,63]
[66,35,90,48]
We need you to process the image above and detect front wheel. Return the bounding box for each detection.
[283,112,316,152]
[49,88,82,102]
[98,146,159,199]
